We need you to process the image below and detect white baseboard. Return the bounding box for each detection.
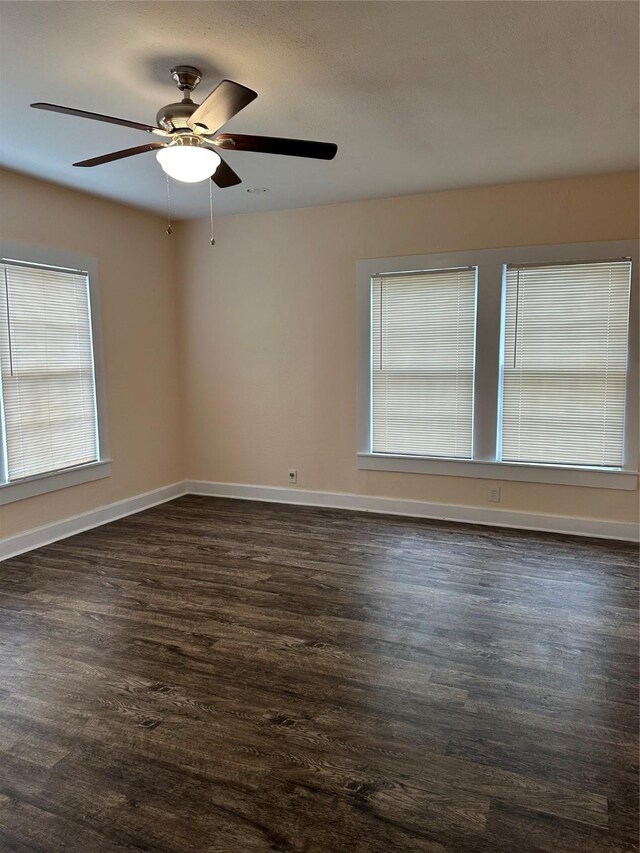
[187,480,639,542]
[1,482,187,561]
[2,478,636,561]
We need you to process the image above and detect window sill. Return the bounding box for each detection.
[357,453,638,490]
[0,460,112,505]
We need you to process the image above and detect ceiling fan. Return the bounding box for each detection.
[31,65,338,186]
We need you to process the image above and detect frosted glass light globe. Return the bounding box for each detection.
[156,145,221,183]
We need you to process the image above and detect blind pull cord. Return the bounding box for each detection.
[379,280,383,370]
[209,180,215,246]
[165,173,173,236]
[513,268,520,368]
[602,266,613,464]
[4,268,14,377]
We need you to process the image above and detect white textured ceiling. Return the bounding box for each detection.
[1,1,638,219]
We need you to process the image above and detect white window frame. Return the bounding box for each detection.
[0,240,111,505]
[357,240,638,490]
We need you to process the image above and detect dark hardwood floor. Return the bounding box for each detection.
[0,495,638,852]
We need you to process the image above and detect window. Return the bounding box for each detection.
[501,260,632,468]
[371,267,476,458]
[0,243,110,505]
[358,241,638,490]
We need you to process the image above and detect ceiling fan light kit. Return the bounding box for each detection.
[156,137,221,183]
[31,64,337,241]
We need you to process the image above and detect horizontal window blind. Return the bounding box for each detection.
[0,261,98,481]
[371,267,476,458]
[501,259,632,468]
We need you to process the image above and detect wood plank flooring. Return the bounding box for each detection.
[0,495,638,852]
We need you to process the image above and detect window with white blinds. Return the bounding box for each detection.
[500,259,632,468]
[0,260,99,482]
[371,267,477,458]
[359,242,637,488]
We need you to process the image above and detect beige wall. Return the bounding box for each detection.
[0,169,184,539]
[1,170,638,542]
[180,171,639,525]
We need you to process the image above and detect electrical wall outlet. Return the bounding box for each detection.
[489,486,501,503]
[288,469,298,485]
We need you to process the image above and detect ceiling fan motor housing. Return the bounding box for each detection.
[156,100,200,132]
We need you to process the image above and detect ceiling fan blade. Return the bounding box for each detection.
[214,134,337,160]
[211,156,242,188]
[31,103,168,136]
[187,80,257,134]
[73,143,167,167]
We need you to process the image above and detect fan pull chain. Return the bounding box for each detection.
[165,172,173,235]
[209,180,215,246]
